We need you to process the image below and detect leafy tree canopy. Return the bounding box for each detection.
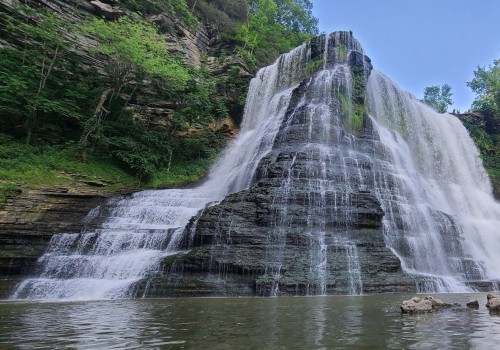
[83,16,190,90]
[467,59,500,116]
[421,84,453,113]
[236,0,318,67]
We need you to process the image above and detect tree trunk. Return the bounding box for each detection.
[78,88,114,153]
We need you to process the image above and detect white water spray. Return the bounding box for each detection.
[368,71,500,290]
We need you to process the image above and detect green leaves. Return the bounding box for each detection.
[83,16,190,89]
[0,8,99,142]
[467,59,500,116]
[421,84,453,113]
[236,0,318,68]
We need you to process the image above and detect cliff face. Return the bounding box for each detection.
[0,188,106,298]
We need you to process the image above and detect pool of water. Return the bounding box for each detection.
[1,293,499,349]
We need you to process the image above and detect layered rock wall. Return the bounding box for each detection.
[0,189,106,298]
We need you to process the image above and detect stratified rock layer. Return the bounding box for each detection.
[0,189,105,298]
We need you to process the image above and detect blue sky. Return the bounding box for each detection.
[312,0,500,112]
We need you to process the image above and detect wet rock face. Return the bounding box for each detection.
[153,129,416,296]
[147,33,418,297]
[0,189,105,298]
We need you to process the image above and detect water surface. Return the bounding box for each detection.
[1,293,499,349]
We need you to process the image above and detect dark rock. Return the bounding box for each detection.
[90,1,124,20]
[467,300,479,308]
[0,189,107,298]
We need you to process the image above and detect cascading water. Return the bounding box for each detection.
[11,41,309,301]
[12,31,500,300]
[367,71,500,291]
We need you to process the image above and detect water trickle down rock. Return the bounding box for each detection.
[144,32,418,297]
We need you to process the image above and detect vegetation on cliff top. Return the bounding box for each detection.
[0,0,318,196]
[421,59,500,197]
[462,59,500,196]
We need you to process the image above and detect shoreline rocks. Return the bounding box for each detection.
[401,296,452,313]
[486,293,500,312]
[401,294,500,314]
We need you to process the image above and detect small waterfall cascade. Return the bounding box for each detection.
[367,71,500,291]
[11,31,500,299]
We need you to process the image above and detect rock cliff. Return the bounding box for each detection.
[0,188,106,298]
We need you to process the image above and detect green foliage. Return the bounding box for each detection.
[82,16,190,89]
[122,0,198,27]
[305,57,322,75]
[0,183,21,203]
[459,113,500,196]
[235,0,318,68]
[80,16,197,180]
[337,44,347,62]
[348,66,368,132]
[214,66,251,119]
[0,133,136,188]
[0,132,220,190]
[467,59,500,116]
[177,66,229,126]
[0,7,99,144]
[421,84,453,113]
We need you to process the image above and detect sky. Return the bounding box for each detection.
[312,0,500,112]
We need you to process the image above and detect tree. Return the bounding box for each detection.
[0,7,98,144]
[467,59,500,116]
[236,0,318,67]
[79,16,190,149]
[422,84,453,113]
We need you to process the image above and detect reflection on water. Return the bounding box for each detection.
[1,294,500,349]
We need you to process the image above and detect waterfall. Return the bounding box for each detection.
[367,71,500,291]
[12,32,500,300]
[11,41,309,301]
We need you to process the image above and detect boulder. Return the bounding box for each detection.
[486,294,500,312]
[466,300,479,308]
[401,296,452,313]
[90,1,124,20]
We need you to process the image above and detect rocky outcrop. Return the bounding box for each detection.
[89,0,124,20]
[401,296,452,313]
[0,188,107,298]
[466,299,479,308]
[486,293,500,312]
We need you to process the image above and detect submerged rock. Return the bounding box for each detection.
[401,296,452,313]
[486,294,500,312]
[466,300,479,308]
